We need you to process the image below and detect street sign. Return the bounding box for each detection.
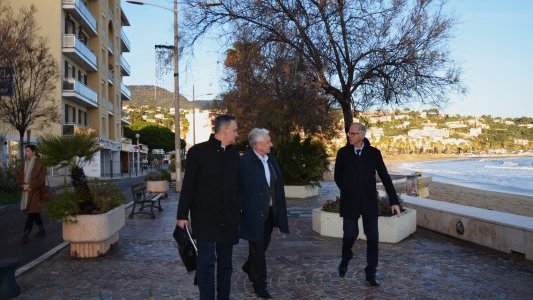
[0,66,14,96]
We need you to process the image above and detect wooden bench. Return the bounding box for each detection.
[129,182,164,219]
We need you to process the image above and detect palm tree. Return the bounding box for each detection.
[38,132,100,214]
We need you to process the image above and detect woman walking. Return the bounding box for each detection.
[16,144,47,244]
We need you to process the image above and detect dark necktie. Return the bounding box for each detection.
[356,149,361,156]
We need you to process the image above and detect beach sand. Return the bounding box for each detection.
[418,181,533,217]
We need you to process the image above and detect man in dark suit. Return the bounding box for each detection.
[334,122,401,287]
[239,128,289,299]
[177,115,241,300]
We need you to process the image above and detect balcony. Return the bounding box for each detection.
[62,123,87,135]
[108,69,114,85]
[62,34,97,71]
[121,111,131,125]
[121,8,131,26]
[120,29,131,52]
[121,83,131,101]
[62,78,98,108]
[120,55,130,76]
[62,0,97,36]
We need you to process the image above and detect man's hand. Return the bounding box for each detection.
[177,219,189,229]
[391,205,401,216]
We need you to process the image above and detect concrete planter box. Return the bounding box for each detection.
[147,180,169,193]
[63,204,126,258]
[284,185,319,198]
[312,207,417,243]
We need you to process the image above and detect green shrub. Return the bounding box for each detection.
[276,135,329,186]
[322,193,404,216]
[46,180,125,221]
[88,181,126,213]
[145,169,171,181]
[0,165,20,205]
[46,189,79,221]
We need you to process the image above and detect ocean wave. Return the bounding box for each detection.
[484,165,533,171]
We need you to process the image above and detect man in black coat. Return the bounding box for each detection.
[239,128,289,299]
[334,122,401,287]
[177,115,241,300]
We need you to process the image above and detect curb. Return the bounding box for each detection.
[15,241,69,277]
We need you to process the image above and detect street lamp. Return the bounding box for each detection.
[126,0,221,190]
[135,133,140,176]
[127,0,181,190]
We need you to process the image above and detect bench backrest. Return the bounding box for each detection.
[131,182,147,201]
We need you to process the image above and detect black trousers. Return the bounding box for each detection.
[23,213,43,233]
[196,240,234,300]
[342,215,379,280]
[244,208,274,290]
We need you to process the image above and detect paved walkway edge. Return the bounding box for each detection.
[15,241,69,277]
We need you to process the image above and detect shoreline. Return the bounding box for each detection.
[419,181,533,217]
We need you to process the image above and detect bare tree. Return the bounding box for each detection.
[183,0,465,132]
[0,2,58,158]
[220,40,337,144]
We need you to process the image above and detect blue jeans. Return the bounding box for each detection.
[197,240,234,300]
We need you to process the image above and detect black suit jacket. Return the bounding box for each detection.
[334,139,398,218]
[177,135,241,244]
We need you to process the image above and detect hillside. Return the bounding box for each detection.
[128,85,216,110]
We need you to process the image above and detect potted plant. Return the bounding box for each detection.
[39,132,126,258]
[145,169,170,194]
[312,192,417,243]
[276,135,329,198]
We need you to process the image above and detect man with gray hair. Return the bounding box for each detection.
[334,122,400,287]
[239,128,289,298]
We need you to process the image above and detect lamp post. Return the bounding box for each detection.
[135,133,140,176]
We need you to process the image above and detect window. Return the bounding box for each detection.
[71,66,76,80]
[64,61,69,78]
[84,74,88,85]
[78,70,82,82]
[64,104,70,123]
[78,109,82,125]
[83,112,88,126]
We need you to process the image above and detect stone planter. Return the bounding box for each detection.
[146,180,169,193]
[62,204,126,258]
[284,185,319,198]
[312,207,417,243]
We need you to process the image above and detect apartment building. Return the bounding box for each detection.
[2,0,133,177]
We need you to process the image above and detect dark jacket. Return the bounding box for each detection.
[239,149,289,243]
[177,135,241,244]
[334,138,398,218]
[16,159,46,214]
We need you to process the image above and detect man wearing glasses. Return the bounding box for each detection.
[334,122,401,287]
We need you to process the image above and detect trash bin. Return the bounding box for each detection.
[406,172,422,196]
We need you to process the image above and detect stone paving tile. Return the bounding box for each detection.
[15,181,533,299]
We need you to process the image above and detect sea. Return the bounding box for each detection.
[395,157,533,197]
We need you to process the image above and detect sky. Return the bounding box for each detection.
[121,0,533,118]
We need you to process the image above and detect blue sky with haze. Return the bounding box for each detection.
[121,0,533,118]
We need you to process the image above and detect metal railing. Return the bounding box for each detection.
[63,34,97,69]
[62,0,97,34]
[121,83,131,100]
[62,78,98,106]
[120,55,131,75]
[121,29,131,51]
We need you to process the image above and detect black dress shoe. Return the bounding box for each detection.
[254,288,272,299]
[366,278,380,287]
[338,259,349,278]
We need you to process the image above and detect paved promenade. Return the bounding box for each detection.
[15,182,533,299]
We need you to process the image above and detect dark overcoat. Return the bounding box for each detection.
[16,159,46,214]
[177,135,241,244]
[239,149,289,243]
[334,138,399,218]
